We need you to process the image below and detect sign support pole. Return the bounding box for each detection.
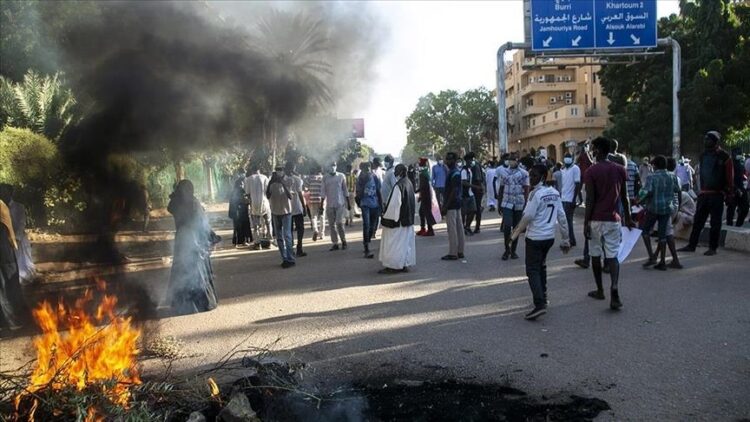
[496,37,681,158]
[658,37,681,159]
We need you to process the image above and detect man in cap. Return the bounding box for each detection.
[678,131,734,255]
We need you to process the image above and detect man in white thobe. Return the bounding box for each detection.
[378,164,417,274]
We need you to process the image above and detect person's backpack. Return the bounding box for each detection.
[364,174,377,199]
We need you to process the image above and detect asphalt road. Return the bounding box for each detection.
[2,214,749,420]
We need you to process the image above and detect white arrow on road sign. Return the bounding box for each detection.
[630,34,641,45]
[571,35,582,47]
[543,36,552,48]
[607,32,615,45]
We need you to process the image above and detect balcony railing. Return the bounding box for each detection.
[518,115,609,138]
[520,81,581,97]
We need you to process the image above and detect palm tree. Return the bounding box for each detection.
[0,70,77,141]
[254,9,334,167]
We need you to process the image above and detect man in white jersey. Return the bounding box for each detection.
[512,164,570,320]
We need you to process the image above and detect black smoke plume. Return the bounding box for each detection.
[34,1,383,260]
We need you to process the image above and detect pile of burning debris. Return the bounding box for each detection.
[1,280,610,421]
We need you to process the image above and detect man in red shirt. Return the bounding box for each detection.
[583,137,634,310]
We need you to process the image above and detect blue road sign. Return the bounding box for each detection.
[594,0,657,49]
[530,0,657,51]
[531,0,595,51]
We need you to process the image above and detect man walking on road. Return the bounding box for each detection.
[559,153,581,247]
[245,167,272,249]
[497,153,529,260]
[322,162,350,251]
[441,152,465,261]
[678,131,734,256]
[356,161,382,258]
[583,136,633,310]
[639,155,681,270]
[305,167,326,242]
[267,167,295,268]
[465,152,486,233]
[512,164,570,320]
[285,162,307,258]
[378,164,417,274]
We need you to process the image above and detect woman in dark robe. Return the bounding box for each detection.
[416,160,435,236]
[228,178,252,247]
[0,190,30,332]
[165,180,218,315]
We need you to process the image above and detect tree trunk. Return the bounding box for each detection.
[204,159,215,203]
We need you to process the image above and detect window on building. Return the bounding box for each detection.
[554,111,558,119]
[592,97,597,110]
[545,74,555,83]
[585,94,589,105]
[584,72,589,83]
[593,72,597,83]
[571,108,579,116]
[532,119,536,126]
[542,116,546,123]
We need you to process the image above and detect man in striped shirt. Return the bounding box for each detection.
[305,168,326,241]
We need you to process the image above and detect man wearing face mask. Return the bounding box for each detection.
[380,155,398,203]
[678,131,734,255]
[321,162,350,251]
[493,153,510,205]
[379,164,417,274]
[432,155,448,208]
[497,153,530,260]
[560,153,581,247]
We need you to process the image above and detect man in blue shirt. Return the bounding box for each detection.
[432,155,448,208]
[355,161,383,258]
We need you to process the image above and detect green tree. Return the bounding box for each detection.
[405,87,497,159]
[600,0,750,158]
[0,70,77,141]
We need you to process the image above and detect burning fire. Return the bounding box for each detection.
[14,279,141,421]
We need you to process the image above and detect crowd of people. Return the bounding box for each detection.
[1,131,748,329]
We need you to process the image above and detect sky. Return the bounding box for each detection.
[354,0,681,156]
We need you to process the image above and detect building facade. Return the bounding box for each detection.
[503,50,610,161]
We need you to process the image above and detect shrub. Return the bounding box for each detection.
[0,127,60,225]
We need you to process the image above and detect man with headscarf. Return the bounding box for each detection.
[322,162,350,250]
[380,154,397,202]
[378,164,416,274]
[678,131,734,256]
[0,185,30,331]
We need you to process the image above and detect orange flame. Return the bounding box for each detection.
[14,279,141,420]
[208,377,220,400]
